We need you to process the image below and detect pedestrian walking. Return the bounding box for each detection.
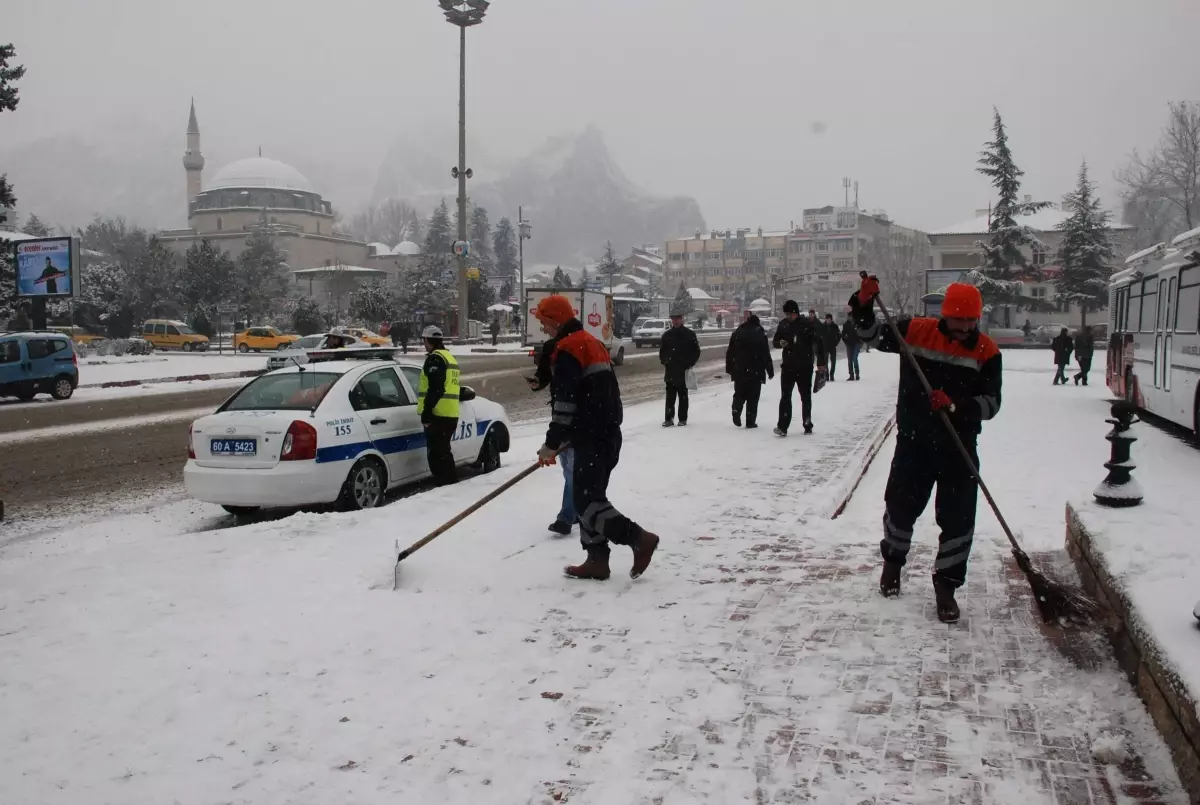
[1073,325,1095,386]
[528,328,576,535]
[771,300,827,436]
[660,312,701,427]
[417,325,460,486]
[726,312,774,428]
[379,320,391,339]
[849,277,1002,624]
[489,316,501,347]
[820,313,841,381]
[1022,319,1034,340]
[533,294,660,581]
[1051,328,1073,385]
[841,313,861,380]
[392,320,413,354]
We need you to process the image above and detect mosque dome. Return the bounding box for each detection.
[206,157,314,192]
[394,240,421,256]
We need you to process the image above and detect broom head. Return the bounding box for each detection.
[1013,548,1099,623]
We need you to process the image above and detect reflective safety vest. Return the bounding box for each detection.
[417,349,461,418]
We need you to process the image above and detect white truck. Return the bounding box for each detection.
[523,288,629,365]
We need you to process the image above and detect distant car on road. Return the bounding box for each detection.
[49,325,105,345]
[265,333,366,372]
[632,319,670,348]
[334,327,390,346]
[141,319,210,351]
[185,349,512,514]
[0,331,79,401]
[234,326,299,354]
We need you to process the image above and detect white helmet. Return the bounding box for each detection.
[422,325,444,339]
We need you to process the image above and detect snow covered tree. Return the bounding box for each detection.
[76,260,129,336]
[469,206,494,277]
[498,278,513,301]
[1118,100,1200,241]
[0,43,25,226]
[180,239,235,319]
[234,219,290,323]
[21,213,49,237]
[966,109,1053,327]
[291,297,325,335]
[127,238,180,321]
[347,198,423,246]
[396,262,454,324]
[468,274,496,321]
[424,199,454,257]
[597,241,622,292]
[493,217,519,284]
[552,266,571,287]
[348,283,397,328]
[0,249,17,325]
[672,282,694,316]
[1056,161,1116,328]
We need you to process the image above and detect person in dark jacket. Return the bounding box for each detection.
[1051,328,1073,385]
[820,313,841,381]
[391,320,413,354]
[534,294,660,582]
[772,300,827,436]
[725,313,774,428]
[489,316,501,346]
[841,314,862,380]
[850,277,1002,624]
[1073,326,1095,386]
[659,313,701,427]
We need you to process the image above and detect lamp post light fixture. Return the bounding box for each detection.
[439,0,489,340]
[518,206,531,338]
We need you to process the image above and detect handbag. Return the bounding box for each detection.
[684,367,698,390]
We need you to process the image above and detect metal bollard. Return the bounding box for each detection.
[1094,400,1143,507]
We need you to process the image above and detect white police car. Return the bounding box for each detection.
[184,348,511,514]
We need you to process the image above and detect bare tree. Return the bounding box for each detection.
[346,198,424,247]
[865,230,928,317]
[1118,101,1200,244]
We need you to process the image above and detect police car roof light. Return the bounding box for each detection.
[306,347,399,364]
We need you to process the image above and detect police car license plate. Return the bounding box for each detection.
[210,438,257,457]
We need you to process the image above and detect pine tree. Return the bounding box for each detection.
[597,241,622,292]
[397,262,454,324]
[21,213,49,237]
[672,282,694,316]
[424,199,454,256]
[498,278,513,301]
[0,249,17,324]
[966,109,1054,326]
[493,217,518,283]
[349,283,397,328]
[468,275,496,321]
[1056,160,1115,328]
[291,297,325,335]
[469,206,494,276]
[234,218,290,323]
[0,43,24,225]
[128,238,180,320]
[552,266,570,287]
[180,239,235,318]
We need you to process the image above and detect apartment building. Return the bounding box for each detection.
[663,228,789,305]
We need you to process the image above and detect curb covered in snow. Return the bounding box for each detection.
[829,413,896,519]
[83,369,265,390]
[1066,503,1200,800]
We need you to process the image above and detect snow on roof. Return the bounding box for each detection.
[687,287,715,300]
[750,297,771,308]
[368,242,393,256]
[207,157,314,193]
[0,229,40,241]
[1171,225,1200,247]
[393,240,421,256]
[290,265,387,275]
[932,206,1070,236]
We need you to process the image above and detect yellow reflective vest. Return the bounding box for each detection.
[417,349,461,418]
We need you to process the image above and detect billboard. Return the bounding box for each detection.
[15,237,80,298]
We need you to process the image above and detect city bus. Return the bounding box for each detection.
[1107,225,1200,437]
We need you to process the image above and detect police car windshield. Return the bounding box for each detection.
[223,372,340,411]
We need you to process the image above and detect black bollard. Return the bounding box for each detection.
[1094,400,1143,507]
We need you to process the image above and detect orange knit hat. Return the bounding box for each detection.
[941,283,983,319]
[535,294,576,326]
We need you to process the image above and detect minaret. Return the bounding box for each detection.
[182,98,205,222]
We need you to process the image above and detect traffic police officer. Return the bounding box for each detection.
[417,325,461,486]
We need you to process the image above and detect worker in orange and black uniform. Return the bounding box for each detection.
[533,294,660,581]
[849,277,1002,624]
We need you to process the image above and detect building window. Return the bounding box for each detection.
[707,251,721,260]
[1028,286,1047,300]
[836,211,856,228]
[833,258,854,270]
[816,243,829,253]
[216,217,223,231]
[833,239,852,251]
[1032,245,1047,267]
[789,242,801,253]
[815,256,830,268]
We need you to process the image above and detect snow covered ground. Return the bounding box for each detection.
[0,350,1187,804]
[76,352,271,385]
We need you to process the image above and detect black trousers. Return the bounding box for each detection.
[732,379,762,425]
[573,433,643,559]
[1075,357,1092,385]
[1054,362,1069,384]
[491,332,499,346]
[665,384,689,423]
[424,416,459,486]
[881,436,979,588]
[777,367,813,433]
[826,348,837,380]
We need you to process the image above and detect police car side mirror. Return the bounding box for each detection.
[460,386,477,402]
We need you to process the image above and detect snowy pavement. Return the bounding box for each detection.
[0,350,1187,804]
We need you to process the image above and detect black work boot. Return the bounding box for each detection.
[548,520,572,535]
[880,561,902,598]
[565,552,611,581]
[733,410,742,427]
[934,580,960,623]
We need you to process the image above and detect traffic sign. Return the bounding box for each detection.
[452,240,471,257]
[466,267,480,280]
[217,304,237,314]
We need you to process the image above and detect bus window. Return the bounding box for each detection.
[1128,284,1143,332]
[1141,280,1157,332]
[1178,265,1200,334]
[1167,277,1176,332]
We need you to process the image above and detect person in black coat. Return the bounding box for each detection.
[841,314,861,380]
[660,313,701,426]
[1073,326,1095,386]
[725,313,774,428]
[1051,328,1074,385]
[772,299,827,436]
[820,313,841,381]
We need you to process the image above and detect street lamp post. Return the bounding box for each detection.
[518,206,531,339]
[439,0,488,340]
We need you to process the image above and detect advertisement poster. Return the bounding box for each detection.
[15,237,78,298]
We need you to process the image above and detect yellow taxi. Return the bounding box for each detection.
[233,326,299,353]
[141,319,210,351]
[50,325,106,345]
[339,327,389,346]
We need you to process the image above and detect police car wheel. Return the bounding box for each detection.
[476,431,501,473]
[339,457,386,510]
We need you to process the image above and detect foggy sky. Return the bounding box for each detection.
[4,0,1199,233]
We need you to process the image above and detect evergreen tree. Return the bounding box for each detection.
[0,43,25,226]
[498,278,513,301]
[128,238,180,321]
[672,282,694,315]
[580,264,590,291]
[396,262,454,324]
[21,213,49,236]
[966,109,1053,326]
[234,218,290,323]
[469,206,494,276]
[348,283,397,328]
[468,275,496,321]
[1056,160,1115,328]
[76,260,129,336]
[493,217,518,283]
[291,297,325,335]
[597,241,622,292]
[180,239,235,319]
[552,266,570,287]
[424,199,454,256]
[0,249,18,324]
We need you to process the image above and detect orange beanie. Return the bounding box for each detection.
[941,283,983,319]
[535,294,576,326]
